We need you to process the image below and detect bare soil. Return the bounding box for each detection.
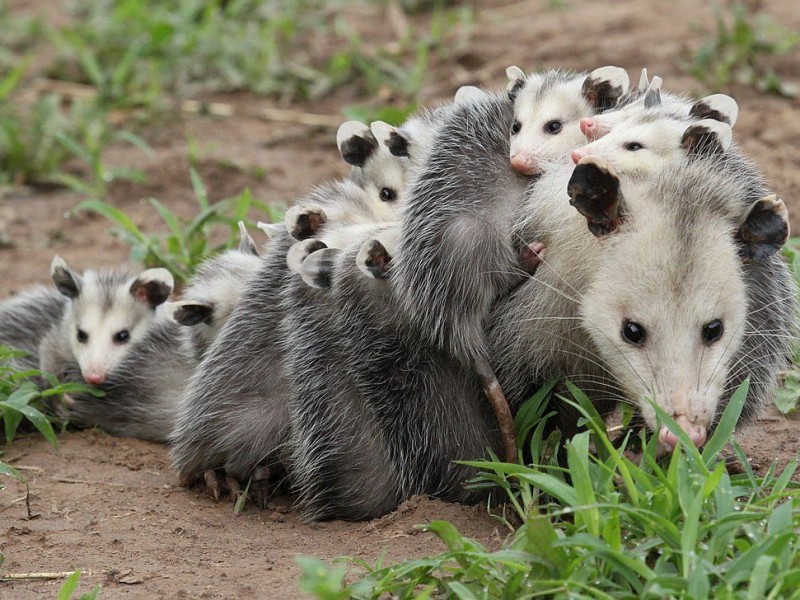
[2,1,800,597]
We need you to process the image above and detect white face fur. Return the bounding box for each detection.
[357,142,409,223]
[53,261,173,385]
[579,203,748,450]
[509,76,589,175]
[572,117,693,177]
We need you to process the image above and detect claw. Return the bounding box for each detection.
[251,466,272,509]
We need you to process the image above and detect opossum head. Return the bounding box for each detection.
[571,116,733,176]
[579,76,738,142]
[506,65,629,175]
[337,121,409,223]
[569,157,789,453]
[51,256,174,385]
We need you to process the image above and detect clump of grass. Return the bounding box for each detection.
[56,570,101,600]
[77,169,282,284]
[775,237,800,414]
[298,381,800,598]
[686,3,800,96]
[0,1,43,74]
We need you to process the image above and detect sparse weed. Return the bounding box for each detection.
[0,1,43,74]
[299,381,800,598]
[775,237,800,414]
[57,570,101,600]
[77,170,282,284]
[0,345,100,447]
[687,3,800,96]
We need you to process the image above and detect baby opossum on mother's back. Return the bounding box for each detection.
[393,66,630,366]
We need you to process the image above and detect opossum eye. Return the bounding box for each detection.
[621,320,646,345]
[544,120,562,134]
[510,120,522,135]
[379,187,397,202]
[702,319,724,344]
[76,329,88,343]
[113,330,131,344]
[624,142,644,151]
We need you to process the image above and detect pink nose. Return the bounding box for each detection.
[658,420,708,453]
[85,373,106,385]
[510,153,540,175]
[579,117,595,136]
[571,149,586,164]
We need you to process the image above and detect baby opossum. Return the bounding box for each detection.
[29,257,185,441]
[168,222,264,362]
[393,67,630,365]
[284,151,794,520]
[0,286,66,372]
[285,121,411,280]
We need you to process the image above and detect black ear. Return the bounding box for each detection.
[371,121,410,158]
[567,156,624,237]
[506,65,526,101]
[51,256,82,299]
[336,121,379,167]
[689,94,738,126]
[737,195,790,261]
[582,66,630,112]
[172,302,215,327]
[129,268,174,308]
[680,119,732,157]
[237,221,260,256]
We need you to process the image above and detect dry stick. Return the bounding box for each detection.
[472,355,517,464]
[1,571,86,582]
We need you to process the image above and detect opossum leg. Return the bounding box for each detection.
[517,241,545,275]
[203,469,223,502]
[250,465,272,509]
[471,355,517,464]
[225,475,243,503]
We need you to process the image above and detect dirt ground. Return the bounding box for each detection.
[2,0,800,598]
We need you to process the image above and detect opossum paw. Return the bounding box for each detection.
[517,241,545,275]
[285,204,328,240]
[203,469,223,502]
[357,239,392,279]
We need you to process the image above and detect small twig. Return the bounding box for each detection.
[1,570,86,582]
[11,465,44,473]
[50,477,127,487]
[472,355,517,463]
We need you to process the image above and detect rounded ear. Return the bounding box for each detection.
[680,119,732,156]
[454,85,486,105]
[582,66,630,111]
[370,120,411,158]
[299,247,340,289]
[642,76,662,109]
[237,221,260,256]
[737,194,790,260]
[689,93,738,127]
[167,300,215,327]
[357,238,392,280]
[506,65,526,100]
[51,255,82,299]
[567,156,625,237]
[129,268,174,308]
[336,121,379,167]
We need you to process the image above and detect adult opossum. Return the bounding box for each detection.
[284,149,794,519]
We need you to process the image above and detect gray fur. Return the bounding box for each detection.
[0,287,67,372]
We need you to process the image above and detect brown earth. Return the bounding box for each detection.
[2,0,800,598]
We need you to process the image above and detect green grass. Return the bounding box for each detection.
[298,381,800,599]
[686,3,800,96]
[76,168,283,285]
[775,237,800,414]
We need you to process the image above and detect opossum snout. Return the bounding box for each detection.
[84,371,106,385]
[510,153,541,175]
[579,117,602,141]
[571,148,587,164]
[658,416,707,453]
